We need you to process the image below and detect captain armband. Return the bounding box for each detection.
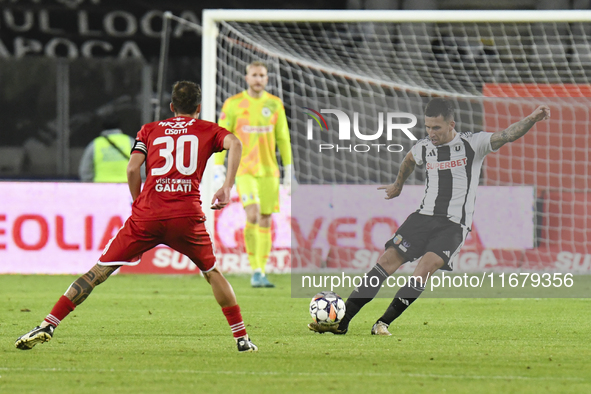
[131,140,147,155]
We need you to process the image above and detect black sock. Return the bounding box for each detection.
[378,277,425,325]
[338,264,389,330]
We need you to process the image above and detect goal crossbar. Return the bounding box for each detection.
[204,9,591,24]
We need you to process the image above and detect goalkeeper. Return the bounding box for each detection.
[214,61,294,288]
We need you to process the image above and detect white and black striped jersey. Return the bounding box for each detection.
[410,131,497,229]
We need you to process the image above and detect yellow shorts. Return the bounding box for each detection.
[235,175,280,214]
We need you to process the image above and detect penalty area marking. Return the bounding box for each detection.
[0,367,585,382]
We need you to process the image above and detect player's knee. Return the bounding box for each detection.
[259,214,272,227]
[378,247,404,275]
[244,204,260,223]
[416,252,445,276]
[202,271,212,283]
[88,264,117,287]
[202,268,220,284]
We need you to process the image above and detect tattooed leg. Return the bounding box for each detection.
[64,263,121,306]
[35,263,121,329]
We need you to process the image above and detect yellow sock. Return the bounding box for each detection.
[258,226,272,275]
[244,222,259,271]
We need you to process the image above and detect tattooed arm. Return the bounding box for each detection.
[378,150,416,200]
[490,105,551,151]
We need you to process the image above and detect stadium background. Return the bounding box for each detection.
[1,0,590,276]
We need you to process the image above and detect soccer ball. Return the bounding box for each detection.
[309,291,346,325]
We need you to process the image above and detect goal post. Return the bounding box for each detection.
[202,9,591,275]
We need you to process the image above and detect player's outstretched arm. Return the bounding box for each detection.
[211,134,242,210]
[490,105,551,151]
[378,150,416,200]
[127,153,145,202]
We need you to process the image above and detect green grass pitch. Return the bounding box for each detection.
[1,274,590,393]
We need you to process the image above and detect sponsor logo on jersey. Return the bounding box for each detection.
[159,119,196,129]
[155,178,192,192]
[242,125,274,133]
[402,239,411,248]
[427,149,436,157]
[426,157,467,170]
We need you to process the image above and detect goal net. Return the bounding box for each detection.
[203,10,591,275]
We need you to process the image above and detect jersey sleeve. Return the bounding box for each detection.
[410,140,425,166]
[215,100,234,165]
[471,131,498,158]
[132,125,148,155]
[217,99,234,133]
[212,124,232,153]
[275,103,292,166]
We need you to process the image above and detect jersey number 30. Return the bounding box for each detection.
[151,135,198,176]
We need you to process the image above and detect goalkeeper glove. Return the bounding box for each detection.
[213,164,226,191]
[283,164,298,196]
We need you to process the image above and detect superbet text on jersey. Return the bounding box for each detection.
[131,116,231,221]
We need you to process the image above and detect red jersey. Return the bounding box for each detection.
[131,115,230,221]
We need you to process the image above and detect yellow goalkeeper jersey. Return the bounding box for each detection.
[215,91,292,177]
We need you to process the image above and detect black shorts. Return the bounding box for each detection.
[385,212,468,271]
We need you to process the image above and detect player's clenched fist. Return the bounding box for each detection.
[528,105,551,123]
[378,183,402,200]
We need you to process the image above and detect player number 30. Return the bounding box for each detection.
[151,135,199,176]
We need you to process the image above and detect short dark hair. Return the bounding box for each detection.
[171,81,201,115]
[424,98,455,121]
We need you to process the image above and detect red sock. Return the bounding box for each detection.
[222,305,247,338]
[44,295,76,327]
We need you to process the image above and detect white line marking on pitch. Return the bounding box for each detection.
[0,367,584,381]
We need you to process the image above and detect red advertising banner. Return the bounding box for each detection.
[1,182,587,274]
[0,183,131,274]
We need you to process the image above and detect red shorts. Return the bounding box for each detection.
[98,216,216,272]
